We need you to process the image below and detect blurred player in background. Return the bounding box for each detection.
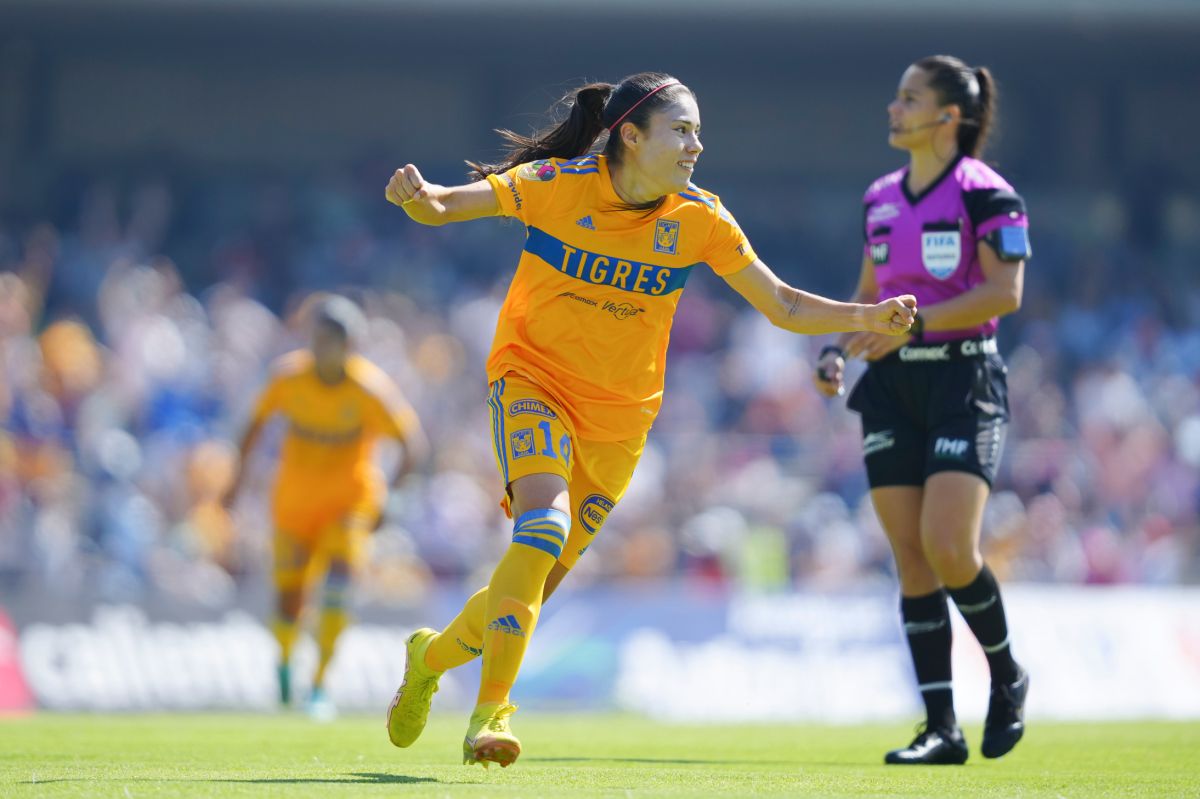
[383,71,917,768]
[225,295,428,720]
[814,55,1031,765]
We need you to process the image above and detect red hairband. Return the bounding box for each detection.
[607,80,681,133]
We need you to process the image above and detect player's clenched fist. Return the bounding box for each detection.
[385,164,429,206]
[868,294,918,335]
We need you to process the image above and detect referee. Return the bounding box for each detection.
[815,55,1031,765]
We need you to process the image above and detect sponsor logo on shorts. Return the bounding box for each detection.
[863,430,896,456]
[511,428,535,459]
[509,399,557,419]
[578,494,614,535]
[934,437,970,459]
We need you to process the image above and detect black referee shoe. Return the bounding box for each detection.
[884,723,968,765]
[982,667,1029,759]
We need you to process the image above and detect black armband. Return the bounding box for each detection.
[819,344,846,361]
[985,226,1032,262]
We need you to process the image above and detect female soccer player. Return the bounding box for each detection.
[227,296,428,721]
[384,71,917,768]
[813,56,1031,764]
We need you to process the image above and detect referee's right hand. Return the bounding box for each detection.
[813,348,846,398]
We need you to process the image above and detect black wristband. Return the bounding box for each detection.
[909,312,925,341]
[818,344,846,360]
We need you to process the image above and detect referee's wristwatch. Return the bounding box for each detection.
[818,344,846,362]
[909,311,925,341]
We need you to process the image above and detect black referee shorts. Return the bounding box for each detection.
[846,337,1009,489]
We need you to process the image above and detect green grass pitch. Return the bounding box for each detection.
[1,713,1197,797]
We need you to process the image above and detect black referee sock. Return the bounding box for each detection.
[900,589,956,731]
[947,564,1020,686]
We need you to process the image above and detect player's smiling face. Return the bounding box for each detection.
[629,94,703,196]
[887,66,944,149]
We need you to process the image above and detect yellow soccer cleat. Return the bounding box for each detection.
[385,628,442,748]
[462,703,521,768]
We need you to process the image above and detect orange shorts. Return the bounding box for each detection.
[271,476,381,590]
[272,468,384,538]
[272,525,371,592]
[487,373,645,570]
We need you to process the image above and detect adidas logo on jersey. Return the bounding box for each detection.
[575,215,595,230]
[487,615,526,637]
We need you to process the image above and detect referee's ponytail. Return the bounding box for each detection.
[467,72,692,181]
[915,56,998,159]
[966,67,997,158]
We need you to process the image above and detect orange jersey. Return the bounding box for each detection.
[485,154,756,440]
[251,351,418,500]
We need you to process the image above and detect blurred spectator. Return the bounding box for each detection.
[0,169,1197,608]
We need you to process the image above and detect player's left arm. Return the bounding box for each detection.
[915,242,1025,332]
[723,259,916,336]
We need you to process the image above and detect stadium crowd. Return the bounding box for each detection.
[1,168,1198,607]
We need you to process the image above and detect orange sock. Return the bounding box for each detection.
[312,607,349,690]
[476,508,567,707]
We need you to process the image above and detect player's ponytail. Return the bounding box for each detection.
[467,82,614,180]
[915,55,1000,159]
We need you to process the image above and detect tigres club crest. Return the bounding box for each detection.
[511,428,535,459]
[518,159,557,182]
[653,219,680,255]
